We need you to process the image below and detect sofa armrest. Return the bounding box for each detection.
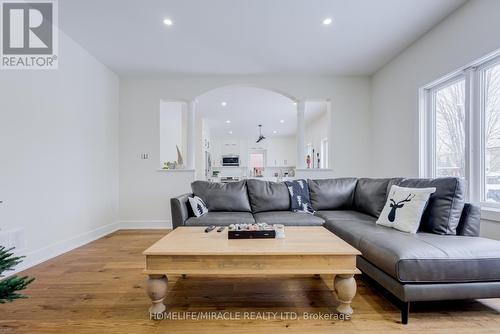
[171,193,192,229]
[456,203,481,237]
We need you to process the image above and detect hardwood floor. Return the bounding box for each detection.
[1,229,499,333]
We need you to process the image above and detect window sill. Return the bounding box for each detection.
[295,168,333,172]
[481,206,500,222]
[157,169,195,173]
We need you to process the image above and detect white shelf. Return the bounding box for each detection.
[157,169,196,173]
[295,168,333,172]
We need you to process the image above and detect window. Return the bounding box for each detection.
[249,152,265,168]
[434,78,466,178]
[482,62,500,203]
[420,51,500,207]
[248,150,266,177]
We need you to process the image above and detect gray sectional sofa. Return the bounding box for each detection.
[171,177,500,324]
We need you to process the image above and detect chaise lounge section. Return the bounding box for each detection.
[171,177,500,324]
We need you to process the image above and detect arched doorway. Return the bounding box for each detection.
[192,85,331,181]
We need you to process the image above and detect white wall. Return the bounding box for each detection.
[0,31,119,268]
[371,0,500,177]
[119,75,372,226]
[370,0,500,239]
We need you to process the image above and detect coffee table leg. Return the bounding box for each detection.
[334,274,356,317]
[147,274,168,315]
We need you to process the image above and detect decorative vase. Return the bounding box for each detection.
[176,145,184,168]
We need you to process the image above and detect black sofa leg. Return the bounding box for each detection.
[401,302,410,325]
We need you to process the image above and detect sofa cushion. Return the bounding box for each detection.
[328,219,500,283]
[387,177,404,193]
[456,203,481,237]
[308,178,357,210]
[359,230,500,283]
[398,177,465,235]
[253,211,325,226]
[246,179,290,213]
[185,212,255,226]
[315,210,376,223]
[322,216,379,250]
[191,180,251,212]
[353,178,392,217]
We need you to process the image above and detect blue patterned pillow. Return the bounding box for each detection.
[285,179,315,214]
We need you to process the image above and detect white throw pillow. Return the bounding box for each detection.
[377,185,436,233]
[188,196,208,217]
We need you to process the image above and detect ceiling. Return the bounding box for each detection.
[198,86,326,139]
[59,0,466,76]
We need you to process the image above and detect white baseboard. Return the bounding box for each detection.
[7,220,171,277]
[10,221,121,276]
[119,220,171,229]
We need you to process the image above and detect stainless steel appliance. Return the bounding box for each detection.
[221,155,240,166]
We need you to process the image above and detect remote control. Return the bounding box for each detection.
[205,225,216,233]
[217,226,225,232]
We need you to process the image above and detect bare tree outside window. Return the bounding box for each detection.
[484,64,500,203]
[435,79,466,178]
[424,54,500,206]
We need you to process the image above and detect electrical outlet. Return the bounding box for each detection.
[140,153,149,160]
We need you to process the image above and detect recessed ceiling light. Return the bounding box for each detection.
[226,120,231,124]
[221,101,227,107]
[228,131,233,135]
[323,18,333,25]
[280,119,285,123]
[163,18,173,26]
[293,102,297,106]
[273,130,277,134]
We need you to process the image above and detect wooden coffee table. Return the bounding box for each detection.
[143,226,361,317]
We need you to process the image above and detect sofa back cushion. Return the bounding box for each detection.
[398,177,465,235]
[308,178,357,210]
[191,180,251,212]
[246,179,290,213]
[353,178,392,217]
[456,203,481,237]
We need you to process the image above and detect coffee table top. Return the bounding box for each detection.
[143,226,361,256]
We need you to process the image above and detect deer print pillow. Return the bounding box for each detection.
[376,185,436,233]
[188,196,209,217]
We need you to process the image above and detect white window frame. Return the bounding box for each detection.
[419,49,500,211]
[420,74,467,180]
[477,56,500,206]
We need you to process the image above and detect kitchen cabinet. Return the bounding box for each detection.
[221,140,239,155]
[212,139,242,166]
[266,138,296,167]
[211,138,296,168]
